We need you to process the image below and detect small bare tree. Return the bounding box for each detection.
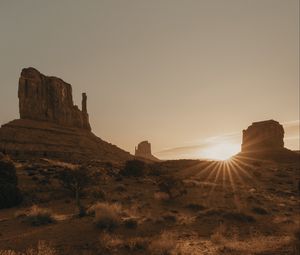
[59,166,90,216]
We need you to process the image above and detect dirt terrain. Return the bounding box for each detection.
[0,156,299,255]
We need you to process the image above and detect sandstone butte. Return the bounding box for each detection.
[0,67,132,162]
[135,140,159,161]
[237,119,299,162]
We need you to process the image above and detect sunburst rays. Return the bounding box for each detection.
[181,153,260,209]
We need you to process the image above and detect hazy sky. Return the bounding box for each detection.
[0,0,299,159]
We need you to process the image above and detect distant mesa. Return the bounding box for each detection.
[238,119,299,162]
[0,67,132,162]
[135,141,159,161]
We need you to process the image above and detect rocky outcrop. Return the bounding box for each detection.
[18,67,91,130]
[0,68,132,162]
[238,120,299,162]
[135,141,159,161]
[241,120,284,152]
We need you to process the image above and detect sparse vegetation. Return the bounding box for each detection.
[149,231,177,255]
[22,205,55,226]
[58,166,90,216]
[158,175,187,199]
[90,202,121,231]
[120,160,146,177]
[0,241,57,255]
[0,158,22,209]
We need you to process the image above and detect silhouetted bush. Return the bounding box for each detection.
[0,159,18,185]
[58,166,90,215]
[252,206,268,215]
[120,160,146,177]
[158,175,187,199]
[0,159,22,209]
[89,202,121,231]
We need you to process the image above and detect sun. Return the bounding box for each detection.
[200,142,240,161]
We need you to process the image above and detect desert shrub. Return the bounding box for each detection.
[99,233,124,251]
[123,217,138,229]
[252,206,268,215]
[149,231,177,255]
[186,203,205,212]
[99,234,148,252]
[91,202,121,231]
[24,205,55,226]
[124,237,148,252]
[0,183,23,209]
[0,159,17,184]
[120,160,146,177]
[210,224,226,244]
[0,159,22,209]
[0,241,57,255]
[58,166,90,215]
[158,176,187,199]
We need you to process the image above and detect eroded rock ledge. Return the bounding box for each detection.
[18,67,91,130]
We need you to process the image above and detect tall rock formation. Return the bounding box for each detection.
[18,67,91,130]
[135,141,159,161]
[0,68,132,162]
[241,120,284,152]
[238,120,298,162]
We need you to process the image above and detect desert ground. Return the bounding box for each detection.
[0,156,299,255]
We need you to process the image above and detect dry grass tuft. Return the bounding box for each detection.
[0,241,57,255]
[99,233,148,253]
[21,205,55,226]
[149,231,177,255]
[89,202,121,231]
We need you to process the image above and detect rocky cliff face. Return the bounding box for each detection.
[241,120,284,152]
[0,68,132,162]
[238,120,298,162]
[135,141,159,161]
[18,67,91,130]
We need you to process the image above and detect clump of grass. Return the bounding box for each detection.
[149,231,177,255]
[124,237,149,252]
[217,235,292,254]
[210,224,226,244]
[90,202,121,231]
[99,233,124,251]
[99,234,148,253]
[22,205,55,226]
[0,241,57,255]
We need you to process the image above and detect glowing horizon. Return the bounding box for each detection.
[0,0,299,160]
